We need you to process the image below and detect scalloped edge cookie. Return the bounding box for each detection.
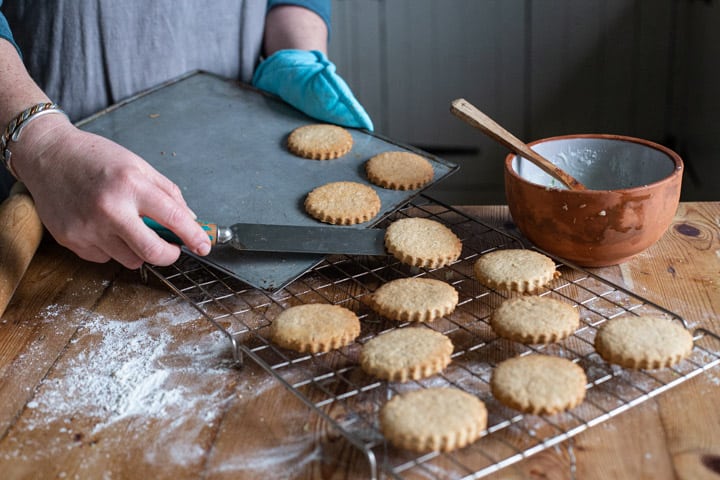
[594,315,693,369]
[270,303,360,353]
[491,295,579,344]
[360,327,453,382]
[287,124,353,160]
[365,151,434,190]
[305,181,381,225]
[380,387,487,452]
[474,249,559,293]
[490,354,587,415]
[367,277,459,323]
[384,217,462,269]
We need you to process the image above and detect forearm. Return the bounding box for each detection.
[253,2,372,131]
[0,39,52,132]
[0,38,74,183]
[263,5,328,56]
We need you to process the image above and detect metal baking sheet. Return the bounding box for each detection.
[77,71,458,290]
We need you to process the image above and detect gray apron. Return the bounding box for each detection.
[1,0,266,196]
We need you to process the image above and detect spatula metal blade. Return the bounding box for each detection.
[227,223,388,256]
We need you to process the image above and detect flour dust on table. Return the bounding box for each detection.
[5,300,238,469]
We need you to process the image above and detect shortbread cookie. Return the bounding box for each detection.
[360,328,453,382]
[491,296,579,344]
[365,151,434,190]
[594,315,693,369]
[491,354,587,415]
[474,249,559,293]
[385,217,462,268]
[270,304,360,353]
[305,181,381,225]
[287,124,353,160]
[380,387,487,453]
[368,277,459,323]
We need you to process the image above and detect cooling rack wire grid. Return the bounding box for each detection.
[144,195,720,480]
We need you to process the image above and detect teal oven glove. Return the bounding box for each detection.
[252,49,373,131]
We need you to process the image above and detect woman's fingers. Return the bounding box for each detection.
[135,177,211,258]
[15,126,210,267]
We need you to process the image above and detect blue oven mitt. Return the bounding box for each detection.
[252,49,373,131]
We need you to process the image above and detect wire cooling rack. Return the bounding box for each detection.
[144,195,720,479]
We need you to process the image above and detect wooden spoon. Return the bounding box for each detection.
[450,98,587,190]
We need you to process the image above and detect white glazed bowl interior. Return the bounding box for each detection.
[512,137,677,190]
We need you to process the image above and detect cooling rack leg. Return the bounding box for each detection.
[230,336,244,367]
[366,450,379,480]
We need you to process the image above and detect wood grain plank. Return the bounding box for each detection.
[0,267,237,479]
[0,243,119,437]
[0,204,716,479]
[470,203,720,480]
[204,363,374,479]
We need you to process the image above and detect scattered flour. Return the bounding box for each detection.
[9,299,240,469]
[5,296,322,477]
[26,300,230,430]
[7,288,718,477]
[210,439,322,477]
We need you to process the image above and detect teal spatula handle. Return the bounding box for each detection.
[142,217,219,245]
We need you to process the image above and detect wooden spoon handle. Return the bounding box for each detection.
[450,98,586,190]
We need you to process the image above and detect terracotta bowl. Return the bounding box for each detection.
[504,134,683,267]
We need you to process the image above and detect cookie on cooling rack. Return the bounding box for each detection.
[360,327,453,382]
[474,249,559,293]
[491,295,579,344]
[287,123,353,160]
[304,181,381,225]
[365,151,434,190]
[380,387,487,453]
[594,315,693,369]
[367,277,459,323]
[384,217,462,269]
[491,354,587,415]
[269,303,360,353]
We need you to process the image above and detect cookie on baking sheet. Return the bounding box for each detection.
[365,151,434,190]
[270,304,360,354]
[491,295,579,344]
[360,327,453,382]
[594,315,694,369]
[380,387,487,453]
[384,217,462,269]
[368,277,459,323]
[287,124,353,160]
[474,249,559,293]
[304,181,381,225]
[491,354,587,415]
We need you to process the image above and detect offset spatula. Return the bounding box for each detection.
[143,218,388,256]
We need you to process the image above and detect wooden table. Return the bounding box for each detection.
[0,202,718,480]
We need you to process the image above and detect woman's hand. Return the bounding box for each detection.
[12,115,211,269]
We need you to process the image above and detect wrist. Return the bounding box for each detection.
[3,107,74,183]
[263,5,328,56]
